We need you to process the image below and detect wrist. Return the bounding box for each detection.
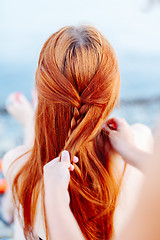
[119,143,137,163]
[123,145,151,172]
[45,184,70,208]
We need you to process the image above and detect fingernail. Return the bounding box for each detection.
[61,150,70,159]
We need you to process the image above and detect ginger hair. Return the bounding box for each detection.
[12,26,122,240]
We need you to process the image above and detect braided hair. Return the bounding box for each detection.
[12,26,122,240]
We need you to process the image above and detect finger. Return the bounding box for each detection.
[107,117,128,130]
[50,157,60,163]
[107,130,116,139]
[72,156,79,163]
[44,157,60,168]
[69,164,75,171]
[60,150,71,168]
[107,118,118,130]
[14,92,22,103]
[103,123,112,133]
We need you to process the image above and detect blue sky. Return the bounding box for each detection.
[1,0,160,64]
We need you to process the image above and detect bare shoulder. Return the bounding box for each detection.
[2,145,31,185]
[131,123,153,153]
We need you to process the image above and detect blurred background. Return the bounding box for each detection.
[0,0,160,238]
[0,0,160,156]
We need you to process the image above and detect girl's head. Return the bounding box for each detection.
[13,26,122,240]
[35,25,120,159]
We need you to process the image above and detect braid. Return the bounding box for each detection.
[68,104,89,139]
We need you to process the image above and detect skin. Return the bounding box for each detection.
[104,117,152,172]
[43,150,84,240]
[3,91,153,239]
[43,117,157,240]
[116,123,160,240]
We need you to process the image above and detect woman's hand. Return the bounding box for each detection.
[104,117,136,160]
[6,92,34,126]
[43,151,84,240]
[43,150,78,206]
[103,117,151,171]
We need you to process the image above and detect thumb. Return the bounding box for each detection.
[60,150,71,168]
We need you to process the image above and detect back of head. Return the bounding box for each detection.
[36,26,120,157]
[14,26,121,240]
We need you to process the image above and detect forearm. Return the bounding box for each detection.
[122,146,152,172]
[45,188,85,240]
[118,155,160,240]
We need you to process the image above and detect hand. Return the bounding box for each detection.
[6,92,34,126]
[103,117,136,163]
[103,118,152,171]
[43,150,78,205]
[44,151,84,240]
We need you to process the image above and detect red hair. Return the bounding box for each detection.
[12,26,122,239]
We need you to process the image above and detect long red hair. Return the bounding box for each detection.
[12,26,122,240]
